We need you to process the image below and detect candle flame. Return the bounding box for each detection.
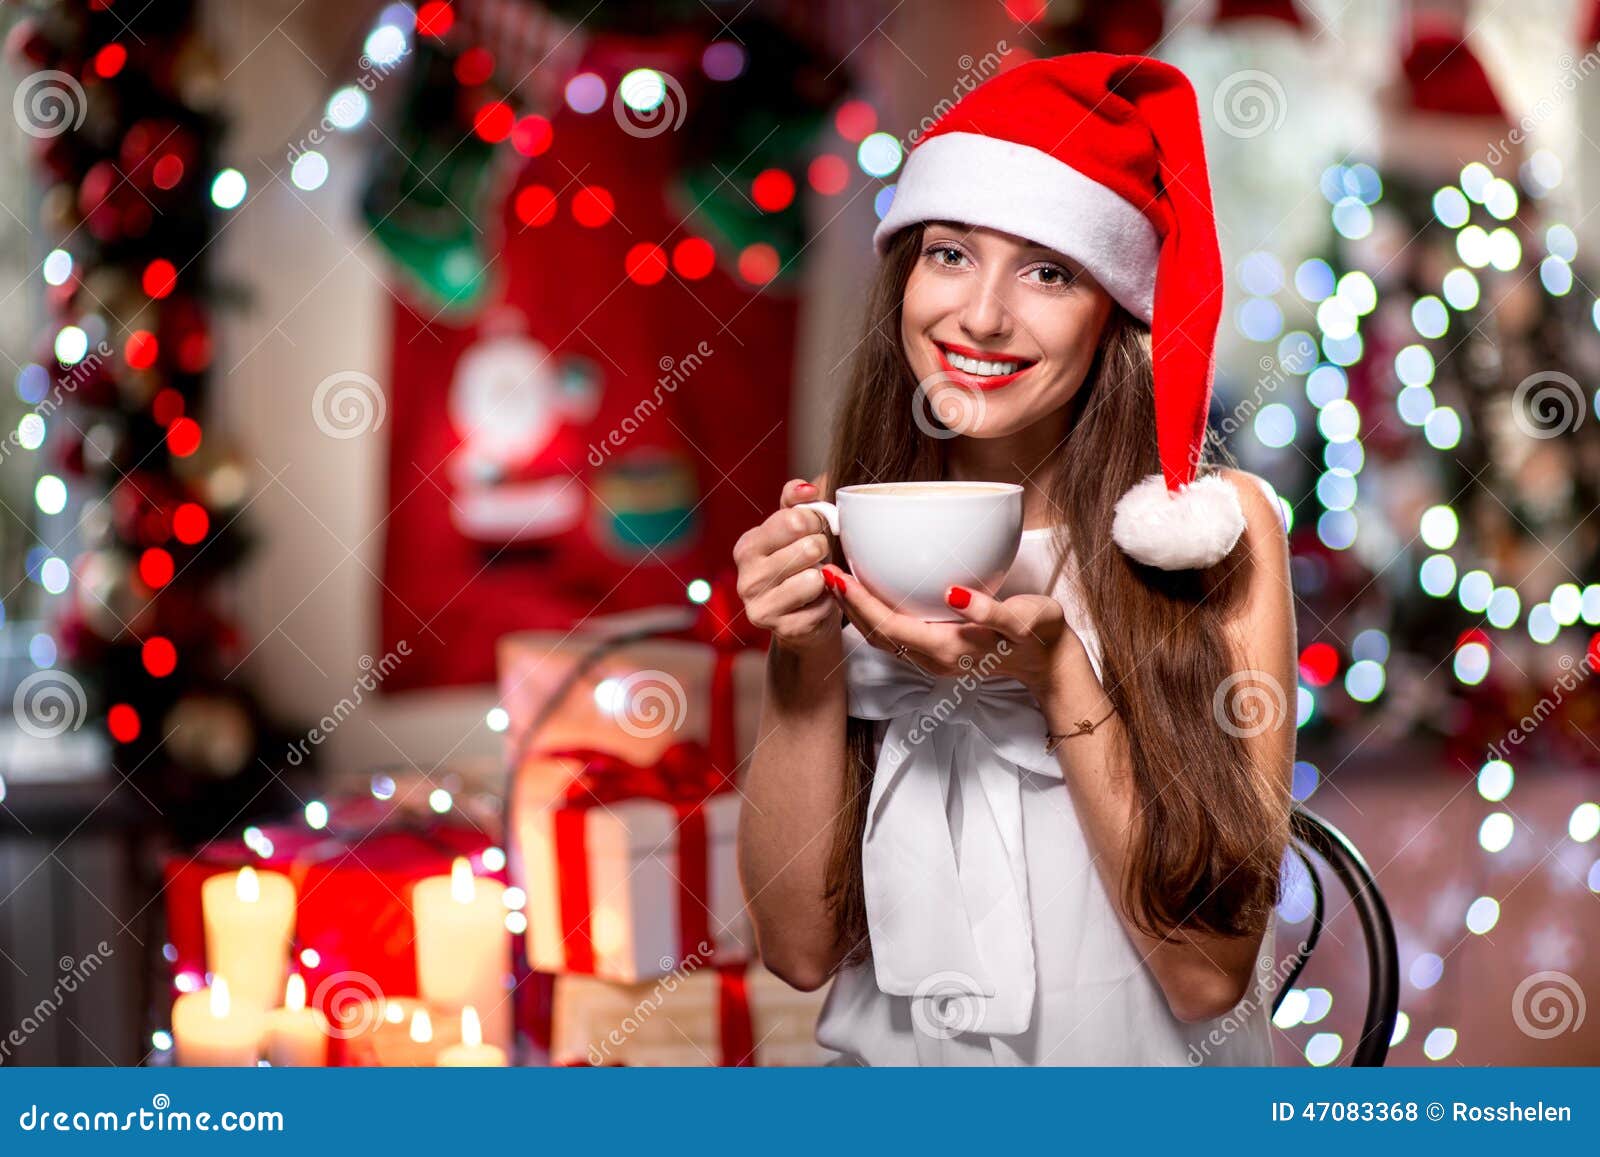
[449,857,475,904]
[210,977,231,1018]
[409,1008,433,1044]
[284,973,306,1011]
[460,1006,482,1048]
[236,865,260,903]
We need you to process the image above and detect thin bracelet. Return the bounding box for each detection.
[1044,705,1117,755]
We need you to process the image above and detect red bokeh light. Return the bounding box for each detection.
[624,243,668,285]
[571,186,614,227]
[672,237,715,280]
[807,154,848,196]
[473,101,514,143]
[107,704,141,744]
[513,185,557,227]
[454,47,494,87]
[143,258,177,298]
[416,1,455,37]
[1298,642,1339,687]
[139,547,174,588]
[166,416,201,457]
[93,43,127,78]
[738,243,779,285]
[751,168,795,212]
[152,153,184,190]
[125,330,159,369]
[511,114,553,157]
[173,502,209,544]
[834,100,877,142]
[152,388,184,426]
[142,636,177,678]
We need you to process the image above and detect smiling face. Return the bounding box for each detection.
[900,222,1114,439]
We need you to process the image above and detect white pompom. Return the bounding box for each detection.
[1111,473,1245,570]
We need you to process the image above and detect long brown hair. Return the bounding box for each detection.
[820,227,1289,966]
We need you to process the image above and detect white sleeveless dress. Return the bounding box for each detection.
[813,527,1278,1066]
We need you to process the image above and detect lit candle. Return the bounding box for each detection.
[413,858,510,1048]
[201,866,295,1010]
[172,977,265,1066]
[437,1006,508,1067]
[264,974,328,1067]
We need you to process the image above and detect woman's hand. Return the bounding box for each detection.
[821,563,1080,696]
[732,478,839,652]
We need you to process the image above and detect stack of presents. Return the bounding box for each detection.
[163,582,836,1065]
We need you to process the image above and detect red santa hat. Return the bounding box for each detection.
[873,52,1244,571]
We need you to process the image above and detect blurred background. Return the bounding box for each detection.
[0,0,1596,1068]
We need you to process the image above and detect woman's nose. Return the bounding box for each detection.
[958,273,1012,342]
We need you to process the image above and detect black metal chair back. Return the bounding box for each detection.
[1271,806,1400,1067]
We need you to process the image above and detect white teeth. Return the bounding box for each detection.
[945,350,1022,377]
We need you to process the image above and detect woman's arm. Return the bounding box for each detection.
[733,475,852,991]
[1036,468,1297,1023]
[737,632,852,991]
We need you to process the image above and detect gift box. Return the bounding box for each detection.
[515,743,754,982]
[551,963,838,1067]
[162,791,505,1024]
[495,576,767,773]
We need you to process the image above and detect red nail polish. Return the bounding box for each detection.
[797,481,816,492]
[947,585,971,609]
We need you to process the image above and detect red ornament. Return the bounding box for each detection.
[571,186,614,227]
[107,704,141,744]
[139,547,174,588]
[172,502,209,544]
[672,237,715,280]
[142,636,177,678]
[624,243,668,285]
[750,168,795,213]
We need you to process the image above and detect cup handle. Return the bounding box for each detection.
[793,500,838,537]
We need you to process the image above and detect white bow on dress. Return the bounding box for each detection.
[842,623,1065,1037]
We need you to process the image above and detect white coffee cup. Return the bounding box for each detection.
[795,481,1023,621]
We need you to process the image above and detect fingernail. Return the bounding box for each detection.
[946,585,971,609]
[797,481,816,492]
[821,568,839,592]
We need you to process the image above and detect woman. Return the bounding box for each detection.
[733,53,1296,1065]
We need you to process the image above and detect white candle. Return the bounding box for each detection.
[413,858,510,1048]
[437,1006,508,1067]
[172,977,265,1066]
[202,866,295,1010]
[264,974,328,1067]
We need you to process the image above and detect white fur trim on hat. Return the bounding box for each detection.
[1111,473,1245,570]
[873,132,1160,323]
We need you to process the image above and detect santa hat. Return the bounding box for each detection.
[874,53,1244,571]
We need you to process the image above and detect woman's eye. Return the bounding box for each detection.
[1027,264,1074,287]
[926,245,966,267]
